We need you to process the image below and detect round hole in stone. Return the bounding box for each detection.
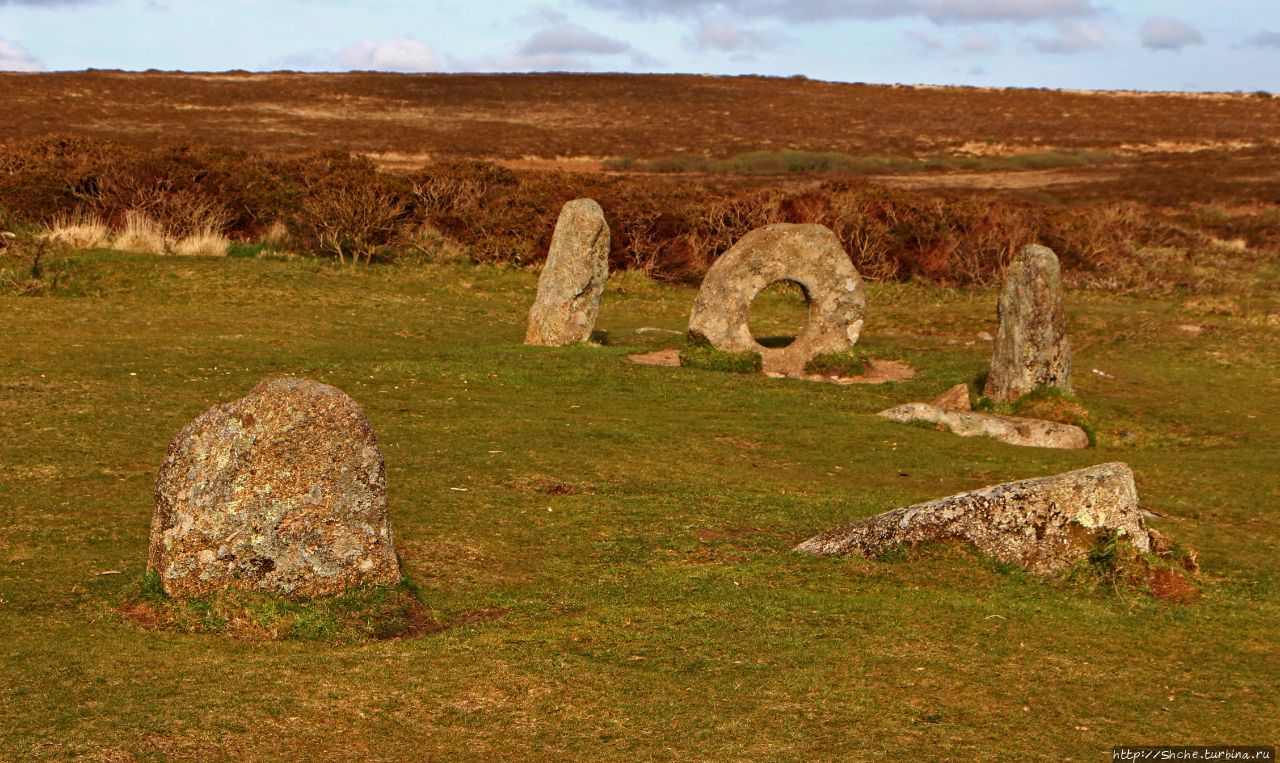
[748,280,810,348]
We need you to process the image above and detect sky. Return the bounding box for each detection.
[0,0,1278,91]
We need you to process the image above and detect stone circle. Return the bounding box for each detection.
[525,198,611,346]
[149,376,401,598]
[687,224,867,376]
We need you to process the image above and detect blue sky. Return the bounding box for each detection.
[1,0,1277,91]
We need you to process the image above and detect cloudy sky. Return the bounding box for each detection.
[1,0,1277,91]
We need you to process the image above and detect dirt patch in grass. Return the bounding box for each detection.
[628,348,681,367]
[714,436,763,450]
[794,358,916,384]
[510,474,590,496]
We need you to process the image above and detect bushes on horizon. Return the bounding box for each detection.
[0,135,1263,289]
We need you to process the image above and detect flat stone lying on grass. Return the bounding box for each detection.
[525,198,611,346]
[879,402,1088,449]
[796,463,1151,575]
[687,224,866,377]
[150,376,401,598]
[985,244,1071,403]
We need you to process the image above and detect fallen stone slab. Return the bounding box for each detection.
[796,463,1151,575]
[879,402,1088,450]
[525,198,611,346]
[150,377,401,598]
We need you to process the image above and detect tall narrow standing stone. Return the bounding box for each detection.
[525,198,610,346]
[984,244,1071,403]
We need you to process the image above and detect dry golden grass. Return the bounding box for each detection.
[42,213,112,250]
[170,228,230,257]
[112,211,168,255]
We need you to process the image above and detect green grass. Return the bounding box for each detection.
[1,250,1277,759]
[803,348,871,377]
[678,344,763,374]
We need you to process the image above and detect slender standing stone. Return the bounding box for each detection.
[984,244,1071,402]
[525,198,611,346]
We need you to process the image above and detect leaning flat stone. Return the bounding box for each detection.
[879,402,1088,449]
[931,383,972,411]
[525,198,611,346]
[150,377,400,598]
[688,224,866,377]
[796,463,1150,575]
[985,244,1071,402]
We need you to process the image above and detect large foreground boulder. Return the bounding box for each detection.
[688,224,866,376]
[150,377,401,598]
[879,402,1089,449]
[796,463,1150,575]
[985,244,1071,402]
[525,198,611,346]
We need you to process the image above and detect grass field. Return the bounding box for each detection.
[1,250,1277,759]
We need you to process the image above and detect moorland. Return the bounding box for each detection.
[0,72,1277,759]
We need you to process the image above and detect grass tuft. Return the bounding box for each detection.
[679,344,763,374]
[803,348,871,377]
[1061,529,1201,603]
[114,575,441,643]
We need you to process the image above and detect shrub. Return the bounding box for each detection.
[293,155,412,264]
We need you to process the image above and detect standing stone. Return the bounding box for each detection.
[150,377,400,598]
[687,224,866,376]
[984,244,1071,403]
[525,198,611,346]
[796,463,1150,575]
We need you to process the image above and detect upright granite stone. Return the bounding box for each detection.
[688,224,866,376]
[985,244,1071,403]
[150,377,400,598]
[797,463,1149,575]
[525,198,611,346]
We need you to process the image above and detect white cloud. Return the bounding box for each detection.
[0,38,44,71]
[457,21,659,71]
[904,29,999,55]
[336,37,441,72]
[518,24,630,57]
[690,18,776,54]
[924,0,1095,24]
[1242,30,1280,49]
[1029,20,1107,54]
[959,32,1000,54]
[1140,17,1204,52]
[582,0,1098,24]
[904,29,946,51]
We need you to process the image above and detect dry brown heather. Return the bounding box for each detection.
[4,71,1280,160]
[2,71,1279,288]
